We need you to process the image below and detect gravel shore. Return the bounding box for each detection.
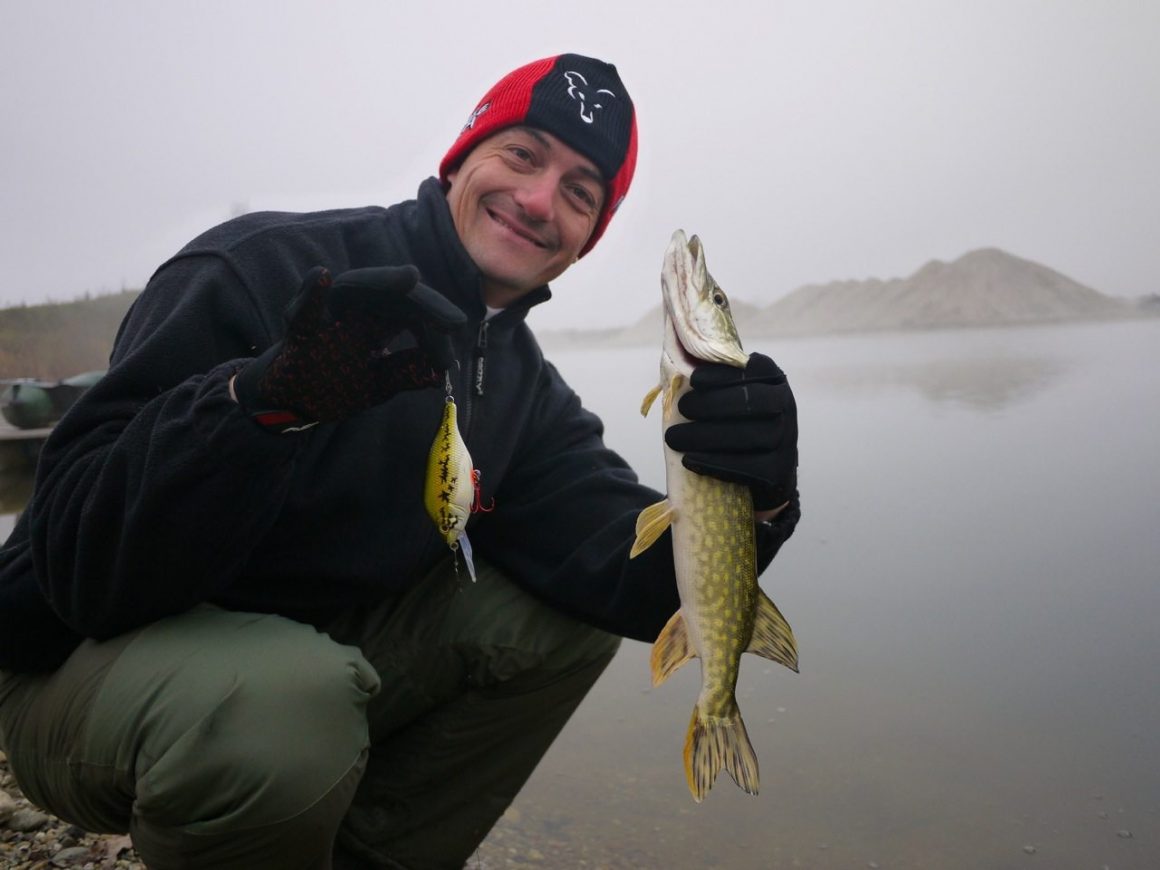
[2,753,573,870]
[1,753,143,869]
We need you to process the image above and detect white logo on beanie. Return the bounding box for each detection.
[462,101,490,133]
[563,71,616,124]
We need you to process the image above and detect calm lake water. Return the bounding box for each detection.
[3,319,1158,868]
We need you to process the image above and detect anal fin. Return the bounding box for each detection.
[746,588,799,672]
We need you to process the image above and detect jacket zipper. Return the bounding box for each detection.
[473,321,489,398]
[458,320,489,436]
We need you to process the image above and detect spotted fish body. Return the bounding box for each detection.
[424,396,477,581]
[631,229,799,802]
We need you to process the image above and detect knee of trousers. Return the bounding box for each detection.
[464,565,624,690]
[545,616,623,675]
[111,615,381,836]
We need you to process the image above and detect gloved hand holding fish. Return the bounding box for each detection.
[631,229,799,802]
[664,352,799,513]
[234,265,466,432]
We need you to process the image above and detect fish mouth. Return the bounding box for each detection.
[662,230,749,369]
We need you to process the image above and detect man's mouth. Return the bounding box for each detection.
[487,208,550,249]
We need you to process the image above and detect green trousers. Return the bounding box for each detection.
[0,559,621,870]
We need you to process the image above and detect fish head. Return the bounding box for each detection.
[660,229,750,377]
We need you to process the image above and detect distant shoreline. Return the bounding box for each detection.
[537,306,1159,351]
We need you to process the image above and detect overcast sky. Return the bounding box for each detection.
[2,0,1157,329]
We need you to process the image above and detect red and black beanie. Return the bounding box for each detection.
[439,54,638,258]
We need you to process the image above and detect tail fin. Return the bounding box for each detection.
[683,702,759,802]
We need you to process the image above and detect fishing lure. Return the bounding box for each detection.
[424,375,491,581]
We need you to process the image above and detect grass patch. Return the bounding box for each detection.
[0,291,139,380]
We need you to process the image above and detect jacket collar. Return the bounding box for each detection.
[400,178,553,323]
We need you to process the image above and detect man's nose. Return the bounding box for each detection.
[513,173,557,222]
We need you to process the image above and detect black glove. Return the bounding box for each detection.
[664,352,798,511]
[234,265,466,431]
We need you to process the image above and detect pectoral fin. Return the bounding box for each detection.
[641,384,663,416]
[650,609,696,687]
[629,498,674,558]
[661,374,684,417]
[746,589,799,673]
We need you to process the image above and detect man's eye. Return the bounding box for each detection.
[569,185,597,209]
[509,146,534,163]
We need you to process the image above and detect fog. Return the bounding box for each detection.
[2,0,1158,329]
[5,5,1159,863]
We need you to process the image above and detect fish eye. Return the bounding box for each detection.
[713,292,726,307]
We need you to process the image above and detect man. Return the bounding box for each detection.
[0,54,799,869]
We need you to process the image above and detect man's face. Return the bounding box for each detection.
[445,126,605,308]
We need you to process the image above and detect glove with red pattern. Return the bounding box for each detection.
[234,265,466,432]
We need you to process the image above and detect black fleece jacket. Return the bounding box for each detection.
[0,178,792,673]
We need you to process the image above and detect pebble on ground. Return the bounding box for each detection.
[3,750,571,869]
[1,752,144,870]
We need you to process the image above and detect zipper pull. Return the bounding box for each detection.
[473,321,489,396]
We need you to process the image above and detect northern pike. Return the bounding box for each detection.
[631,229,799,802]
[425,388,478,581]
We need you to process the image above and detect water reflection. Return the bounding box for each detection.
[501,320,1160,869]
[796,353,1069,411]
[0,465,33,535]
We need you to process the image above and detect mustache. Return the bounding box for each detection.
[483,194,559,248]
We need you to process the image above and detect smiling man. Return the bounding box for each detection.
[445,127,603,305]
[0,54,800,870]
[441,57,636,307]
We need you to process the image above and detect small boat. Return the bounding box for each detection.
[0,370,105,430]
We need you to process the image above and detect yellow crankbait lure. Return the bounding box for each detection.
[424,377,479,581]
